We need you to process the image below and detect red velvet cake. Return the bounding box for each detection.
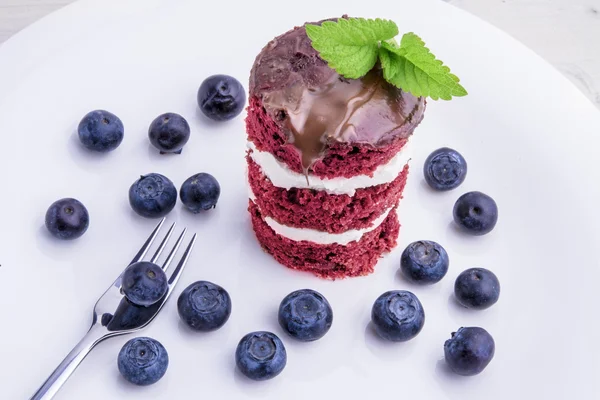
[246,19,426,278]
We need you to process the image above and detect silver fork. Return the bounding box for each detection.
[30,218,196,400]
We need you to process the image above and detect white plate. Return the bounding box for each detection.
[1,0,599,398]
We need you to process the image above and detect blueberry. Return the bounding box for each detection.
[45,198,89,240]
[198,75,246,121]
[77,110,124,152]
[118,337,169,385]
[180,173,220,213]
[101,313,113,326]
[148,112,190,154]
[423,147,467,190]
[454,268,500,310]
[278,289,333,342]
[371,290,425,342]
[129,173,177,218]
[121,261,168,307]
[177,281,231,331]
[444,327,495,376]
[453,191,498,235]
[400,240,449,284]
[106,298,160,331]
[235,331,286,381]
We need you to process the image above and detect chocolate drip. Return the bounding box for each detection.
[249,21,426,174]
[262,69,422,172]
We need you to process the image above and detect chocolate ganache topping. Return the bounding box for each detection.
[249,20,426,173]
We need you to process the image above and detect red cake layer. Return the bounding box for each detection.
[247,154,409,233]
[249,200,400,279]
[246,96,410,179]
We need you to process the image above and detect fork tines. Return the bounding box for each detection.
[129,218,196,278]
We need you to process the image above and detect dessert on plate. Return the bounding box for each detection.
[246,18,429,278]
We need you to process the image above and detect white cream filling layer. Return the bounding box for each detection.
[247,140,411,196]
[255,201,394,245]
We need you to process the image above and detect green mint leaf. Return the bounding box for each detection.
[380,33,467,100]
[306,18,398,79]
[400,31,425,49]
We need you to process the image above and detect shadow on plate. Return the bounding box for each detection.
[67,130,119,171]
[114,367,168,395]
[177,203,221,224]
[145,141,189,162]
[433,358,480,399]
[175,319,233,344]
[444,222,495,256]
[435,358,458,380]
[35,224,83,260]
[194,107,232,128]
[121,201,177,227]
[445,292,500,327]
[278,326,341,383]
[445,293,478,319]
[232,364,283,395]
[411,178,456,208]
[394,268,445,294]
[363,322,416,360]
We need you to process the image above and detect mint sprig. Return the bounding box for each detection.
[306,19,467,100]
[305,18,398,79]
[380,34,467,100]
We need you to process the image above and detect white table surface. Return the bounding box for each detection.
[0,0,599,110]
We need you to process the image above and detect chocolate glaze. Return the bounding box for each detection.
[249,20,426,172]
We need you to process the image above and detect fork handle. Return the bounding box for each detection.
[30,325,105,400]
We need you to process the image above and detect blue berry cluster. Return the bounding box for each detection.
[45,74,246,387]
[45,73,505,388]
[46,75,244,240]
[236,288,334,381]
[378,148,500,376]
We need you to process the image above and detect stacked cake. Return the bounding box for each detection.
[246,21,426,278]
